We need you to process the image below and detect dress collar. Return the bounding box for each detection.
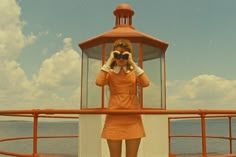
[112,66,131,74]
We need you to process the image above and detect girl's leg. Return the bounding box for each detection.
[125,138,141,157]
[107,140,122,157]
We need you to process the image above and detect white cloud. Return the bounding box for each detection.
[0,0,36,60]
[24,32,37,45]
[167,74,236,109]
[0,0,81,110]
[34,38,80,89]
[38,31,49,36]
[32,38,81,109]
[0,60,33,109]
[0,37,81,110]
[56,33,62,38]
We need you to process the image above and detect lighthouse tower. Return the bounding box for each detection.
[78,3,169,157]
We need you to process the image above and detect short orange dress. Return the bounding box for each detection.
[96,67,149,140]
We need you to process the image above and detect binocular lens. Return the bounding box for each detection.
[114,53,129,60]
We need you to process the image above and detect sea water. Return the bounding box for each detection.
[0,120,78,156]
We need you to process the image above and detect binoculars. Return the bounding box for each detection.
[114,52,129,60]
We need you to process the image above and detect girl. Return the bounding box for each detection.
[96,39,150,157]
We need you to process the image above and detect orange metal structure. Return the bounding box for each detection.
[0,109,236,157]
[79,3,168,110]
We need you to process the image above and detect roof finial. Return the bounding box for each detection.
[113,3,135,29]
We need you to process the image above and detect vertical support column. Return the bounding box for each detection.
[139,115,169,157]
[33,112,38,156]
[79,114,109,157]
[200,113,207,157]
[228,116,233,154]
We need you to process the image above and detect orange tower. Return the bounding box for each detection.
[78,3,169,157]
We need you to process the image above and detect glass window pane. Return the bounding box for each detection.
[81,46,102,109]
[143,58,162,108]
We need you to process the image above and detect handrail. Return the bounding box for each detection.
[0,108,236,115]
[0,135,78,142]
[0,109,236,157]
[1,108,236,115]
[0,112,79,157]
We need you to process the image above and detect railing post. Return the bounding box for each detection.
[33,112,39,156]
[200,112,207,157]
[228,116,232,154]
[168,118,172,156]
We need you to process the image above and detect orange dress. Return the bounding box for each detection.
[96,68,149,140]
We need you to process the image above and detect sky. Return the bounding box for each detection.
[1,0,236,111]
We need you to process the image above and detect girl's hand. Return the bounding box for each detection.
[108,50,119,61]
[106,50,118,66]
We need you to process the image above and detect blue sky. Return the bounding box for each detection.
[1,0,236,110]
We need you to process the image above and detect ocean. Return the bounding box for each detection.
[0,118,235,157]
[0,120,78,156]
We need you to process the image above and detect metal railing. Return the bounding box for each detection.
[0,109,236,157]
[168,114,236,157]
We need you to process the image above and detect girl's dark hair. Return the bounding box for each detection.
[110,39,133,71]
